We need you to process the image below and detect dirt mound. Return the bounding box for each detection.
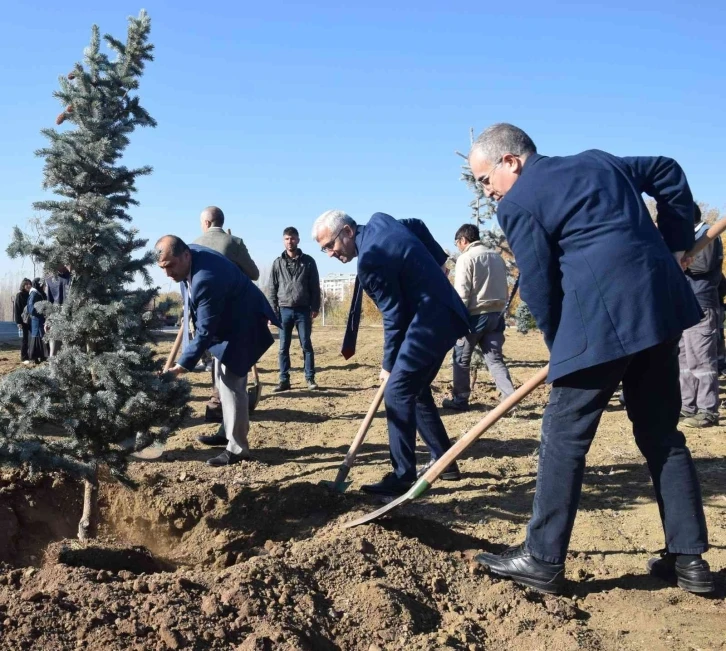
[0,512,592,651]
[1,330,725,650]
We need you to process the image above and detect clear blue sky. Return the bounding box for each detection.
[1,0,724,292]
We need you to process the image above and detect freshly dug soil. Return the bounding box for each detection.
[0,328,724,650]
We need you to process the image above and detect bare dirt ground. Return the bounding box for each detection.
[0,327,724,651]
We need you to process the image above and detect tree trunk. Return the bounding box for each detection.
[470,368,478,391]
[78,467,98,541]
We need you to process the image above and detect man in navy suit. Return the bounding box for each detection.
[311,210,470,496]
[155,235,278,467]
[469,124,713,594]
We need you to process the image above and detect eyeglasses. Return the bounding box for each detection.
[475,158,503,187]
[320,227,346,253]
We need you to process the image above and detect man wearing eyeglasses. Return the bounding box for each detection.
[269,226,321,391]
[312,210,470,497]
[468,123,713,595]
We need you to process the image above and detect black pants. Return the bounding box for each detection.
[19,324,29,361]
[526,339,709,564]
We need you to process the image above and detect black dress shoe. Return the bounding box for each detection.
[417,458,462,481]
[197,431,228,446]
[273,381,291,393]
[207,450,250,467]
[360,472,414,497]
[647,551,715,594]
[475,542,565,594]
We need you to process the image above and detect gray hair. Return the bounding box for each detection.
[312,210,357,241]
[469,123,537,163]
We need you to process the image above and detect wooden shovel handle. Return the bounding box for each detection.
[343,376,388,467]
[685,218,726,260]
[421,364,549,485]
[163,324,184,372]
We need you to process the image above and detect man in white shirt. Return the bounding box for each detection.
[444,223,515,410]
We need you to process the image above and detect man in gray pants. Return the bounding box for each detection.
[443,224,515,411]
[680,204,723,428]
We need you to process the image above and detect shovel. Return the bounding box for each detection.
[248,364,262,411]
[321,376,388,493]
[341,364,549,528]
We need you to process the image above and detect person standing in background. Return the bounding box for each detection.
[27,278,48,364]
[13,278,32,365]
[269,227,321,391]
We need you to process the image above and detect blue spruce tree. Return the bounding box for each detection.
[1,11,189,540]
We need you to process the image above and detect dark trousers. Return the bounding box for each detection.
[279,307,315,382]
[384,351,453,482]
[19,324,29,361]
[527,338,708,564]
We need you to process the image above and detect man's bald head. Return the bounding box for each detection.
[155,235,191,282]
[200,206,225,232]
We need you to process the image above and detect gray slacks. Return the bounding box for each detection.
[679,307,719,416]
[452,323,515,402]
[214,358,250,455]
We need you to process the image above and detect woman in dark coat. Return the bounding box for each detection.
[26,278,48,363]
[13,278,32,364]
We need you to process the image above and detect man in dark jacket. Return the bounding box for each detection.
[679,204,723,428]
[13,278,32,365]
[312,210,469,496]
[269,227,321,391]
[156,236,279,466]
[469,123,713,595]
[193,206,260,428]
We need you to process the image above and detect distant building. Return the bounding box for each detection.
[321,273,356,301]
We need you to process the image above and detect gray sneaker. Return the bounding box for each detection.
[681,411,718,428]
[307,379,319,390]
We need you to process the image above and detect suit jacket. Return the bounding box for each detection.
[497,150,702,382]
[176,245,278,376]
[193,227,259,280]
[355,213,470,372]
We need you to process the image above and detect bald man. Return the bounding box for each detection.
[194,206,259,281]
[156,235,278,466]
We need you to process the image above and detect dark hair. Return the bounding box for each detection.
[19,278,31,291]
[202,206,225,227]
[455,224,480,244]
[155,235,190,260]
[694,203,702,224]
[31,277,44,292]
[283,227,299,237]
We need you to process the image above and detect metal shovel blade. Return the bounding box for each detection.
[247,382,262,411]
[341,480,431,529]
[130,443,165,460]
[320,463,353,493]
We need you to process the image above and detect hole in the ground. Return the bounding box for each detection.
[52,543,174,573]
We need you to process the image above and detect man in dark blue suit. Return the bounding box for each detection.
[469,124,713,594]
[155,235,278,466]
[311,210,470,496]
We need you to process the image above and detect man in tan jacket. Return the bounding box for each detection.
[194,206,259,281]
[443,223,515,410]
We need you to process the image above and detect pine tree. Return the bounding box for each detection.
[0,11,189,540]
